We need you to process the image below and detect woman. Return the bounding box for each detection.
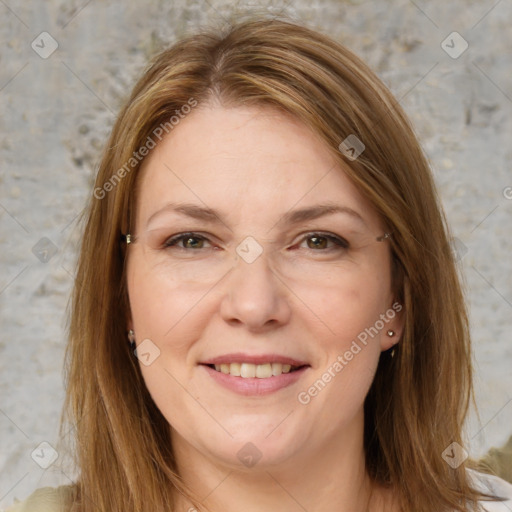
[6,16,512,512]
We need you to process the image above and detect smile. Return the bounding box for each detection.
[200,353,310,395]
[208,362,303,378]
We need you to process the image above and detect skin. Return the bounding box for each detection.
[126,101,403,512]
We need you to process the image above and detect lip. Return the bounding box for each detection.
[201,352,309,367]
[201,364,309,396]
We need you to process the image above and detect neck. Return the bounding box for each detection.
[172,411,392,512]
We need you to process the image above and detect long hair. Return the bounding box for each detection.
[62,15,488,512]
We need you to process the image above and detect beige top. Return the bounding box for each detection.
[3,471,512,511]
[2,485,73,512]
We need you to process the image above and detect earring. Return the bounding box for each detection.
[387,330,397,358]
[128,329,136,350]
[376,232,392,242]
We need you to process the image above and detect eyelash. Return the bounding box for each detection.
[163,231,350,252]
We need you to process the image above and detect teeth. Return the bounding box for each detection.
[256,363,272,378]
[212,362,298,378]
[271,363,283,376]
[230,362,241,376]
[240,363,256,378]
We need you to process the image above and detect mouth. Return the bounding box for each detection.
[199,353,310,395]
[204,362,307,378]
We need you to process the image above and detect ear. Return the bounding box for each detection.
[380,300,404,351]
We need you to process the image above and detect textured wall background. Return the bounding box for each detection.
[1,0,511,507]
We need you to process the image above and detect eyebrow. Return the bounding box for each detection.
[145,201,367,229]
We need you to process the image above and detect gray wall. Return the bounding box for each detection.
[1,0,511,506]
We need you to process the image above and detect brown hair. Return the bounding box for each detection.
[63,15,491,512]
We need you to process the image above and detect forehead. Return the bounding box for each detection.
[134,104,382,232]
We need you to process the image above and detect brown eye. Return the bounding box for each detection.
[164,232,211,250]
[300,233,349,251]
[307,235,328,249]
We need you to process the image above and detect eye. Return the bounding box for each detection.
[295,232,349,251]
[163,232,213,250]
[162,231,349,252]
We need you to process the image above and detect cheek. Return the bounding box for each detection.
[292,263,390,413]
[301,266,392,412]
[126,266,200,398]
[126,258,209,427]
[127,255,207,343]
[295,261,392,347]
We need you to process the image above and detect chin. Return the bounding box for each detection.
[208,441,300,471]
[199,421,310,471]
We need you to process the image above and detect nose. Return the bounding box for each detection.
[219,245,292,332]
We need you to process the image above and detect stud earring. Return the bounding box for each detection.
[128,329,136,350]
[387,330,395,337]
[376,232,392,242]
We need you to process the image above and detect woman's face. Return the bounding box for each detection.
[126,103,402,470]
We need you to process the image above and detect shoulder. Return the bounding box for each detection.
[468,468,512,511]
[4,473,512,512]
[2,485,74,512]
